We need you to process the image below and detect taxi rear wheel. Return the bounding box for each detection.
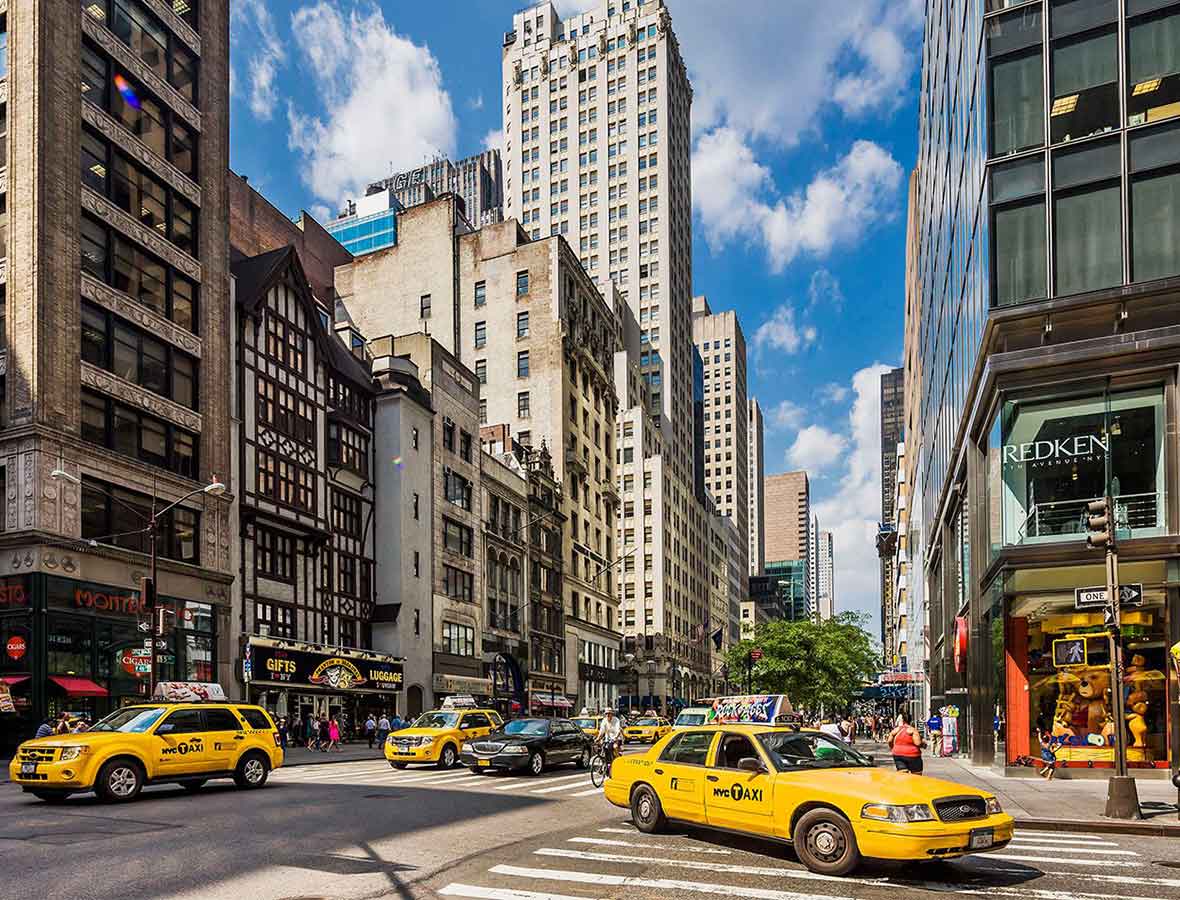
[95,758,144,803]
[630,784,667,834]
[437,744,457,769]
[793,808,861,877]
[234,752,270,789]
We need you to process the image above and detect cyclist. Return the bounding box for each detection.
[595,708,624,776]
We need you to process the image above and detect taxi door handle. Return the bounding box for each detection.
[706,775,719,782]
[654,768,664,775]
[233,735,245,740]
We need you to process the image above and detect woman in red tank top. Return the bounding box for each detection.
[888,710,925,774]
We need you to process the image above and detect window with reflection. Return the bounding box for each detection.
[1127,2,1180,126]
[1052,138,1123,294]
[1050,0,1119,143]
[988,6,1044,157]
[1130,120,1180,280]
[990,155,1047,306]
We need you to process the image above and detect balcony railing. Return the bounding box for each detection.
[1016,492,1162,543]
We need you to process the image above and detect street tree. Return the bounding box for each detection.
[724,612,880,714]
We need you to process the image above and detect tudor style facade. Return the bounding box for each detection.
[230,247,389,726]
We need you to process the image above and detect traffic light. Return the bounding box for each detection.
[1085,497,1115,551]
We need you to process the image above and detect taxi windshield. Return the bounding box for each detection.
[503,719,549,736]
[676,713,706,725]
[571,718,597,729]
[413,712,460,729]
[757,731,872,770]
[635,718,659,726]
[89,707,167,733]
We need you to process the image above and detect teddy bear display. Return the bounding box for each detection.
[1051,667,1113,739]
[1126,689,1150,749]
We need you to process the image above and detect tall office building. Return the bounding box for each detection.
[747,398,765,576]
[807,513,819,616]
[878,367,904,654]
[764,471,810,562]
[915,0,1180,769]
[0,2,233,752]
[816,529,834,620]
[503,0,716,710]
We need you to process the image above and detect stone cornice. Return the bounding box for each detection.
[82,187,202,282]
[80,361,203,433]
[82,14,202,132]
[138,0,201,56]
[82,100,201,207]
[82,273,203,358]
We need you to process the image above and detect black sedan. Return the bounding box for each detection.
[460,717,592,776]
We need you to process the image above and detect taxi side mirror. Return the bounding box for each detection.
[737,757,766,773]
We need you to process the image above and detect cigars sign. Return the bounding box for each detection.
[245,640,404,694]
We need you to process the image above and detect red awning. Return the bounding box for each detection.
[0,675,30,687]
[48,676,108,697]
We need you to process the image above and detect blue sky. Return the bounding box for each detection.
[229,0,924,635]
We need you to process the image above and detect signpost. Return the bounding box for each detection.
[746,648,762,694]
[1075,583,1142,610]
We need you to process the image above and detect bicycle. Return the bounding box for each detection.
[589,739,621,788]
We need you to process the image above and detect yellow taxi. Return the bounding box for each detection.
[623,716,672,743]
[570,715,601,738]
[386,707,503,769]
[604,711,1013,875]
[8,684,283,804]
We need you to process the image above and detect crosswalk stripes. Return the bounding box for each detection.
[498,772,588,792]
[529,778,594,794]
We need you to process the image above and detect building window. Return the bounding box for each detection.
[516,270,530,295]
[328,421,370,478]
[420,294,431,318]
[475,359,487,385]
[1127,5,1180,126]
[80,388,198,478]
[82,304,199,411]
[255,602,295,638]
[255,526,295,581]
[460,430,472,462]
[412,492,420,520]
[988,7,1044,157]
[257,375,314,445]
[85,0,199,102]
[1131,121,1180,281]
[518,391,531,418]
[517,350,530,378]
[475,320,487,348]
[331,489,363,538]
[990,154,1047,306]
[81,476,200,563]
[443,517,474,557]
[1052,138,1122,295]
[1049,1,1118,144]
[517,310,529,337]
[337,554,358,597]
[474,281,486,307]
[413,550,420,577]
[443,567,474,603]
[442,620,475,655]
[411,426,420,449]
[444,470,473,510]
[264,309,308,374]
[256,449,315,513]
[479,399,487,424]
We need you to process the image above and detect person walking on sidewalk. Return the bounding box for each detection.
[277,717,288,750]
[364,714,377,749]
[327,716,342,752]
[1036,728,1057,780]
[888,709,925,774]
[926,708,944,757]
[377,712,391,749]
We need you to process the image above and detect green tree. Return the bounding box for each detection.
[724,613,880,714]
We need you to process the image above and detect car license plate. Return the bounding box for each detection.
[20,763,37,776]
[969,828,994,850]
[478,759,490,767]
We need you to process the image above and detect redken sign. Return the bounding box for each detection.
[1002,434,1108,466]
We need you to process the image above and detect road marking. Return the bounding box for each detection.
[439,884,602,900]
[597,827,636,834]
[1016,830,1114,843]
[1008,835,1119,847]
[568,787,604,797]
[530,779,594,794]
[985,853,1138,868]
[494,772,587,791]
[568,837,732,854]
[1034,871,1180,890]
[280,764,394,780]
[1007,843,1137,856]
[412,774,491,787]
[534,847,821,879]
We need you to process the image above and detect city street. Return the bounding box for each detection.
[3,754,1179,900]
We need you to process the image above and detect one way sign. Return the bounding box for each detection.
[1075,583,1143,610]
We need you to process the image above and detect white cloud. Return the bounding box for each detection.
[811,363,896,632]
[468,94,484,111]
[231,0,286,121]
[693,131,904,272]
[483,128,505,154]
[808,269,844,312]
[766,399,806,431]
[787,425,848,473]
[820,383,851,405]
[752,304,817,356]
[286,2,457,205]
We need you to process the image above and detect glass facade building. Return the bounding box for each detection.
[916,0,1180,775]
[325,208,399,257]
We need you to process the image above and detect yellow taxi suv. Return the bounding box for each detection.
[385,708,503,769]
[570,716,601,738]
[605,723,1013,876]
[9,696,283,804]
[623,716,672,744]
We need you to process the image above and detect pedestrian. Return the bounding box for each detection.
[887,709,925,774]
[328,716,342,752]
[277,717,289,749]
[840,715,855,746]
[55,711,72,735]
[1036,729,1057,781]
[377,711,391,748]
[926,708,944,758]
[365,713,377,749]
[34,716,54,739]
[819,718,842,739]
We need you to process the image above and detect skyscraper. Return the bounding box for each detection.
[764,471,811,564]
[817,529,835,620]
[503,0,714,710]
[0,1,233,747]
[747,398,765,576]
[878,367,904,655]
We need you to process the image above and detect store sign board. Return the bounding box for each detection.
[6,636,26,660]
[250,642,404,694]
[1002,434,1108,466]
[1075,583,1142,610]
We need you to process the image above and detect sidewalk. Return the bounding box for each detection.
[282,742,390,767]
[857,740,1180,836]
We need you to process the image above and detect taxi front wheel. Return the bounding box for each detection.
[793,808,861,876]
[630,784,666,834]
[437,745,457,769]
[96,759,144,803]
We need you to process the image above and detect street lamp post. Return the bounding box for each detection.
[51,469,225,696]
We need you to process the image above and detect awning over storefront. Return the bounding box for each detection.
[531,691,572,709]
[244,637,404,694]
[0,676,30,686]
[49,676,109,697]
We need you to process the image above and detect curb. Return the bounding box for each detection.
[283,748,387,767]
[1015,816,1180,837]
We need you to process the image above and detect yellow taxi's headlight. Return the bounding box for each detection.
[861,803,935,823]
[59,746,89,762]
[985,797,1002,815]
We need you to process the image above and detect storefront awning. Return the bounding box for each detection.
[49,676,109,697]
[0,675,30,686]
[531,691,573,708]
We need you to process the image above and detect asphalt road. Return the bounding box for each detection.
[3,752,1178,900]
